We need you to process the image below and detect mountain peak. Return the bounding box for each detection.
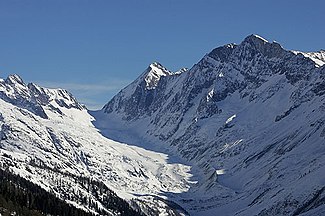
[149,61,166,69]
[5,74,25,86]
[142,62,172,89]
[243,34,269,44]
[252,34,269,42]
[241,34,270,50]
[239,34,287,58]
[0,74,84,119]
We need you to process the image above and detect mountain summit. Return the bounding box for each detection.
[141,62,172,90]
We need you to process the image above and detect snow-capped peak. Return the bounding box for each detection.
[245,34,268,43]
[149,61,169,71]
[242,34,270,47]
[0,74,84,119]
[4,74,28,93]
[6,74,25,85]
[1,74,30,97]
[143,62,172,89]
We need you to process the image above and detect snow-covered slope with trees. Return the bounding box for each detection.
[101,34,325,215]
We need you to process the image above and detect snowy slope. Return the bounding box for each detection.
[102,34,325,215]
[0,76,197,215]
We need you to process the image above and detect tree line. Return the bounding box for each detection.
[0,168,143,216]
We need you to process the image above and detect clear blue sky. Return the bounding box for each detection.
[0,0,324,109]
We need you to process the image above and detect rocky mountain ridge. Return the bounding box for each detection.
[0,74,83,119]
